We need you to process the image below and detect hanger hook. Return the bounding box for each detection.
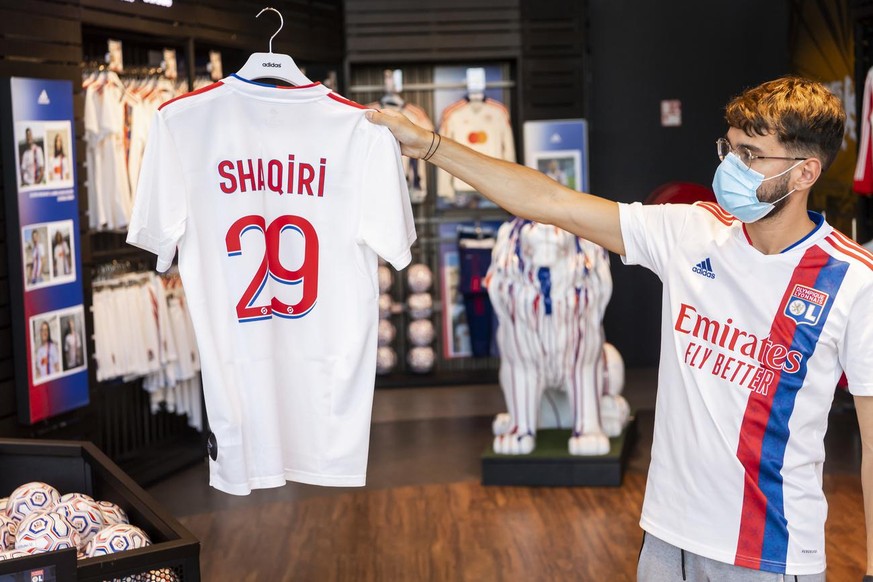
[256,7,283,54]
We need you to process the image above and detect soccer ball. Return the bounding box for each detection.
[408,346,435,373]
[115,568,180,582]
[407,293,433,319]
[377,265,393,293]
[149,569,181,582]
[378,294,393,319]
[0,549,31,560]
[15,511,80,552]
[85,524,151,557]
[96,500,129,526]
[0,513,15,550]
[6,482,60,523]
[59,492,95,505]
[376,347,397,375]
[377,319,396,346]
[407,263,433,293]
[0,498,7,514]
[54,497,106,548]
[408,319,435,346]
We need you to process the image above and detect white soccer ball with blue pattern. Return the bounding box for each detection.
[376,346,397,374]
[15,511,80,552]
[85,524,151,557]
[0,548,31,560]
[407,346,435,373]
[378,294,394,319]
[407,263,433,293]
[377,319,396,346]
[0,513,15,550]
[96,500,129,526]
[6,482,60,523]
[407,293,433,319]
[408,319,435,346]
[59,492,95,505]
[378,265,393,293]
[54,496,106,548]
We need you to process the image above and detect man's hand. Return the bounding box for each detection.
[366,109,433,159]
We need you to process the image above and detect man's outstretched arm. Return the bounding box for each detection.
[366,109,626,256]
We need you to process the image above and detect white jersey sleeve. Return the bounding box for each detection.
[619,201,694,277]
[358,127,416,270]
[843,294,873,395]
[126,112,187,272]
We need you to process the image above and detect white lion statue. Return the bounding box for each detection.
[486,219,630,456]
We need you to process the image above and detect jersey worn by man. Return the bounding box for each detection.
[127,74,416,495]
[620,201,873,576]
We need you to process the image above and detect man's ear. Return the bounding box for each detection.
[794,157,822,191]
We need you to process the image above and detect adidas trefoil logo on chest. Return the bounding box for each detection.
[692,257,716,279]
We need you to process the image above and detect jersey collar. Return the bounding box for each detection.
[223,74,330,101]
[739,210,828,254]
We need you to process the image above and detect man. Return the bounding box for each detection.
[368,76,873,581]
[29,229,44,286]
[20,128,44,186]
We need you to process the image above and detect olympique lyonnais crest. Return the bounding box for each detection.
[785,284,829,326]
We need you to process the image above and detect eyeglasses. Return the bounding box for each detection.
[716,138,806,170]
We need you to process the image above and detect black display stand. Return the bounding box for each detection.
[481,417,636,487]
[0,438,200,581]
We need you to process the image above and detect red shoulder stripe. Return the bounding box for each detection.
[276,81,321,90]
[327,92,368,110]
[441,100,468,118]
[826,234,873,270]
[695,201,734,226]
[486,99,511,117]
[831,229,873,260]
[159,81,223,111]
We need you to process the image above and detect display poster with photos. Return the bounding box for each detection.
[438,220,503,358]
[0,77,88,423]
[433,65,509,211]
[523,119,590,192]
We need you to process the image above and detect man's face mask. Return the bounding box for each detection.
[712,152,805,223]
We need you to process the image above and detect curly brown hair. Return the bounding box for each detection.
[724,76,845,171]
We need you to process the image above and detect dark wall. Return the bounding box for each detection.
[587,0,791,366]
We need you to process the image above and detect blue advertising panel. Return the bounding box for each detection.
[523,119,590,192]
[0,77,89,423]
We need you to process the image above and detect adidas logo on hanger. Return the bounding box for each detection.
[37,90,50,105]
[692,258,716,279]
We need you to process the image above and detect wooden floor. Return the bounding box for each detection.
[145,382,869,581]
[175,472,867,581]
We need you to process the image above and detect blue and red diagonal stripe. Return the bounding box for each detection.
[734,246,848,572]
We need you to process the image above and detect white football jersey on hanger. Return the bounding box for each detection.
[128,74,416,495]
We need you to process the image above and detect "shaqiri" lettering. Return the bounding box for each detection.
[217,155,328,197]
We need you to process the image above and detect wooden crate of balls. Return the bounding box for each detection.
[0,438,200,581]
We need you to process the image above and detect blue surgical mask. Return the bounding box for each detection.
[712,153,802,223]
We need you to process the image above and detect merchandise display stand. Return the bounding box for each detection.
[0,438,200,581]
[481,417,636,487]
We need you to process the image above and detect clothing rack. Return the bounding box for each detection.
[348,79,516,94]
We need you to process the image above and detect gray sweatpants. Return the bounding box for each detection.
[637,532,826,582]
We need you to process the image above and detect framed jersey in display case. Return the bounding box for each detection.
[0,77,89,424]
